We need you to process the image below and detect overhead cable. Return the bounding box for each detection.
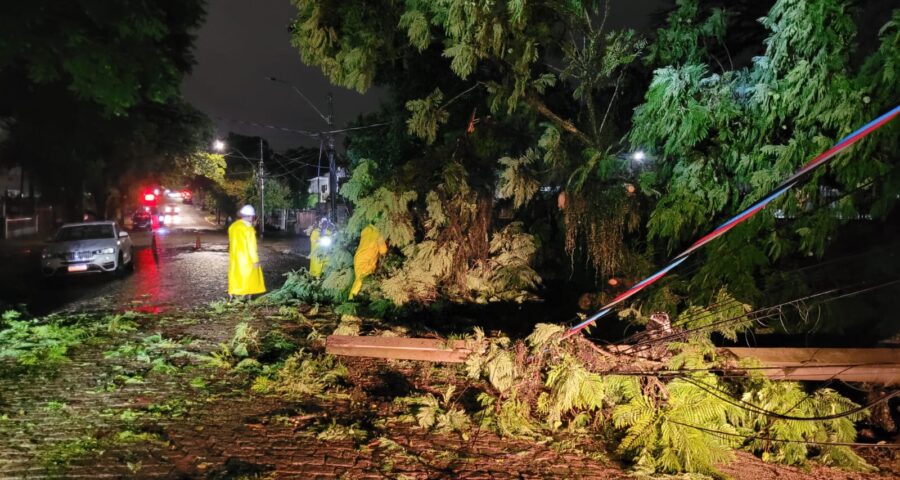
[564,105,900,338]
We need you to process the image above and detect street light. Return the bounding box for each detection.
[214,139,267,237]
[632,150,646,162]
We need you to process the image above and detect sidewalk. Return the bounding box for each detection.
[0,236,45,259]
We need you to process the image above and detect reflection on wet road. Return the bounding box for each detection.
[0,228,309,315]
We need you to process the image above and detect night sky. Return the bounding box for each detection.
[182,0,667,151]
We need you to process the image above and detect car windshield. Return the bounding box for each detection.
[55,225,115,241]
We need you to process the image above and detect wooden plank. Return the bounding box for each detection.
[326,335,472,363]
[723,347,900,384]
[325,336,900,384]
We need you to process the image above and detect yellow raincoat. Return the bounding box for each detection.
[308,227,332,278]
[228,220,266,295]
[349,225,387,299]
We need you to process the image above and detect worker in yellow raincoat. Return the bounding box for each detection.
[349,224,387,299]
[308,219,334,278]
[228,205,266,299]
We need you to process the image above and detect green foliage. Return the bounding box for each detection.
[346,187,417,248]
[176,152,227,185]
[459,312,876,475]
[464,330,517,394]
[339,159,378,203]
[229,322,260,358]
[647,0,728,66]
[540,355,638,430]
[245,177,293,212]
[0,0,205,114]
[104,332,185,375]
[40,436,102,474]
[675,289,753,341]
[397,384,471,439]
[466,222,541,303]
[332,315,362,336]
[497,149,540,209]
[405,88,449,144]
[632,0,899,301]
[265,269,331,305]
[0,316,89,367]
[737,381,873,470]
[252,350,347,399]
[316,420,370,442]
[613,377,741,476]
[259,330,298,361]
[475,392,543,439]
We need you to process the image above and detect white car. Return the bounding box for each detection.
[41,221,134,277]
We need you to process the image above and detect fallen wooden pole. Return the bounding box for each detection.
[326,335,472,363]
[326,335,900,384]
[722,347,900,384]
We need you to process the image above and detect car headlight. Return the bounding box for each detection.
[174,206,181,213]
[41,250,52,259]
[93,247,116,255]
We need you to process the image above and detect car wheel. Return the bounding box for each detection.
[114,253,127,278]
[127,248,135,271]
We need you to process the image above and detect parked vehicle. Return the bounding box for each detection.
[41,221,134,277]
[132,206,155,230]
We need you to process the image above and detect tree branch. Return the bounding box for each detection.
[525,94,592,146]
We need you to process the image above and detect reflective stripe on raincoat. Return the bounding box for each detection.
[349,225,387,299]
[228,220,266,295]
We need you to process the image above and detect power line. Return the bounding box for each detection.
[565,106,900,338]
[583,168,900,346]
[669,420,900,448]
[621,278,900,354]
[215,116,320,138]
[678,375,900,422]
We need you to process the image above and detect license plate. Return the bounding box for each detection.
[68,265,88,272]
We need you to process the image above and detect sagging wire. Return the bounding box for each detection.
[605,173,900,346]
[668,420,900,449]
[563,105,900,339]
[677,375,900,422]
[621,278,900,355]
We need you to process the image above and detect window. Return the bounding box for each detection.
[55,224,115,241]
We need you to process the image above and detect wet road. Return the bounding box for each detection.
[0,205,311,314]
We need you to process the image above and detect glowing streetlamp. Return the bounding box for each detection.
[213,139,226,152]
[632,150,646,162]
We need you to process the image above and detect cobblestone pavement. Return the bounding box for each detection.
[0,307,895,479]
[0,309,628,479]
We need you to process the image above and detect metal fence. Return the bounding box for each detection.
[1,216,38,239]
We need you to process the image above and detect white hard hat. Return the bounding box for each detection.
[239,205,256,217]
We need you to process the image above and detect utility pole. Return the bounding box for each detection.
[259,137,265,237]
[326,93,337,223]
